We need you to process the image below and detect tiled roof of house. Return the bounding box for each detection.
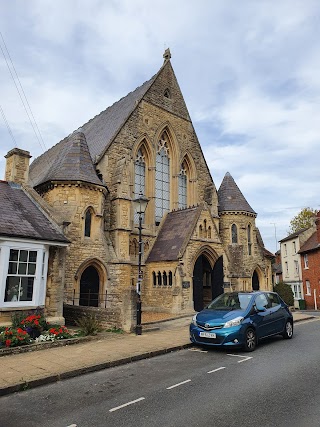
[279,228,309,243]
[0,181,69,243]
[29,75,157,187]
[218,172,256,215]
[29,131,104,187]
[147,206,201,262]
[298,232,320,253]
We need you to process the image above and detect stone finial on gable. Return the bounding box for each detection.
[163,48,171,63]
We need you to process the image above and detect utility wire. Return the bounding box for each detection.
[0,32,47,153]
[0,104,18,148]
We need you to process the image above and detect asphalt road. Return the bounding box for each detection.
[1,318,320,427]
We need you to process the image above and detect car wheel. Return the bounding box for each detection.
[244,328,257,352]
[282,320,293,339]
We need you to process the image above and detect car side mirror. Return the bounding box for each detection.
[255,305,266,312]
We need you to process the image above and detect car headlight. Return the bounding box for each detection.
[192,314,197,326]
[223,316,244,328]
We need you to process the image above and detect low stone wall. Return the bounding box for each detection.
[63,304,122,330]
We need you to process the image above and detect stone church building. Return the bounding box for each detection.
[1,50,273,330]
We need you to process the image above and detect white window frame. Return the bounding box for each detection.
[294,260,299,276]
[304,254,309,269]
[0,240,49,309]
[305,280,311,296]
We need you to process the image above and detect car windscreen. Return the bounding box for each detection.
[207,293,254,311]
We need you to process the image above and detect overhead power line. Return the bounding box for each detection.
[0,104,17,148]
[0,31,47,153]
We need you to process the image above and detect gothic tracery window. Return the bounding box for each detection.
[134,148,146,223]
[155,134,170,225]
[247,224,252,255]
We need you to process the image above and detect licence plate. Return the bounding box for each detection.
[199,331,216,338]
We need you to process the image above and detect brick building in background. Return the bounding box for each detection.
[299,211,320,310]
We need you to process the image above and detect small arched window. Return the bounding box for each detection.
[168,271,173,287]
[247,224,252,255]
[157,271,162,286]
[163,271,167,286]
[84,209,92,237]
[153,272,156,287]
[231,224,238,244]
[199,225,203,238]
[208,226,212,239]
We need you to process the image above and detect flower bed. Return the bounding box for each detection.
[0,310,73,349]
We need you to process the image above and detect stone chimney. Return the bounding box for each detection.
[4,148,32,185]
[316,211,320,244]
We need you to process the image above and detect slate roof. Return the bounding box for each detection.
[147,207,201,262]
[29,131,104,187]
[298,232,320,254]
[279,228,309,243]
[218,172,256,215]
[0,181,69,243]
[29,74,157,187]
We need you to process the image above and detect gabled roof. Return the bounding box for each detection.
[29,74,157,187]
[29,131,103,187]
[0,181,69,243]
[279,228,309,243]
[218,172,256,215]
[29,53,193,189]
[299,232,320,254]
[147,206,201,262]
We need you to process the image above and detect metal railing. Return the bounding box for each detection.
[64,290,108,308]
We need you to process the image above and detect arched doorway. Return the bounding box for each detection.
[193,255,224,311]
[252,270,260,291]
[79,266,100,307]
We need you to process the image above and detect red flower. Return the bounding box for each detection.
[5,339,11,347]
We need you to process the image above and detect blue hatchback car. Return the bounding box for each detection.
[190,291,293,351]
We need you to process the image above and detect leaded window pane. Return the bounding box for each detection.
[155,141,170,223]
[134,149,146,224]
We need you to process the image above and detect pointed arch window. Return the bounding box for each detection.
[247,224,252,255]
[155,134,170,225]
[231,224,238,244]
[84,209,92,237]
[134,148,146,223]
[178,162,187,209]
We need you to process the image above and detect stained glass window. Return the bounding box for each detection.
[155,136,170,224]
[178,163,187,209]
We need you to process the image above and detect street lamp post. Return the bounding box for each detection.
[133,193,149,335]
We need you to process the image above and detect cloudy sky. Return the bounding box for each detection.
[1,0,319,253]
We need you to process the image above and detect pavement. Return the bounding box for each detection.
[0,311,315,396]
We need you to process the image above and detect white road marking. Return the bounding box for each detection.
[109,397,145,412]
[66,425,77,427]
[189,348,208,353]
[207,366,226,374]
[227,354,253,363]
[167,379,191,390]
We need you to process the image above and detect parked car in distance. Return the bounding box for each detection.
[190,291,293,351]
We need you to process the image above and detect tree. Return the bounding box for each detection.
[288,207,317,234]
[274,282,294,306]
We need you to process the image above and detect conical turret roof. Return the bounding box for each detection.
[29,131,103,187]
[218,172,256,215]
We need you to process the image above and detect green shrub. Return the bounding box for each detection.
[106,327,124,334]
[274,282,294,306]
[75,313,102,336]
